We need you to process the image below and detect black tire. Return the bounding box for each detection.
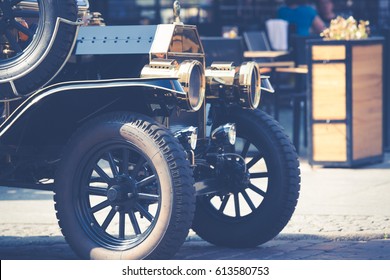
[54,112,195,260]
[192,108,300,248]
[0,0,78,99]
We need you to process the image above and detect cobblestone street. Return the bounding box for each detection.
[0,154,389,260]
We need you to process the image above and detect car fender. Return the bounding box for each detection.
[0,77,185,149]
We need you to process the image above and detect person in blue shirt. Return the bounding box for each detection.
[278,0,325,36]
[316,0,336,27]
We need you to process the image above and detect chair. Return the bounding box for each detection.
[200,36,245,67]
[243,31,294,115]
[200,36,272,74]
[243,30,293,61]
[274,35,317,153]
[265,19,289,51]
[243,31,272,52]
[243,31,276,64]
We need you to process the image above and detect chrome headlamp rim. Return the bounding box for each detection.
[174,126,198,150]
[238,61,261,109]
[140,59,205,112]
[177,60,206,112]
[211,123,237,146]
[228,123,237,145]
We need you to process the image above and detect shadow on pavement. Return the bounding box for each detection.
[0,187,53,201]
[1,235,389,260]
[0,236,78,260]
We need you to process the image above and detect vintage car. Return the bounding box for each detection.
[0,0,300,259]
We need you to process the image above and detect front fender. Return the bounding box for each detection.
[0,77,185,150]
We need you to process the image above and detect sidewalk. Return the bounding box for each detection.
[280,153,390,239]
[0,154,389,260]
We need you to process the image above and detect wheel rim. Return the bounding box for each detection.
[75,142,162,250]
[0,0,43,65]
[201,136,270,220]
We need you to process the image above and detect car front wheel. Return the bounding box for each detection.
[54,112,195,259]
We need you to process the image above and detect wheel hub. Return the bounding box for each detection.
[107,185,126,202]
[107,176,137,204]
[216,154,250,193]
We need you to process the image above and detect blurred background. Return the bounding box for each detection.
[89,0,390,36]
[86,0,390,153]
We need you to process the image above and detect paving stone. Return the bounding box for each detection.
[267,249,324,260]
[1,154,390,260]
[301,241,357,251]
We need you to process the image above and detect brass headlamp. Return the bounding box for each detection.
[205,61,261,109]
[237,62,261,109]
[205,62,236,97]
[141,59,206,112]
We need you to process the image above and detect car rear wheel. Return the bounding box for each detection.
[192,108,300,248]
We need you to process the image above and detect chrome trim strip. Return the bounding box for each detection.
[167,52,205,58]
[0,97,22,103]
[0,78,185,137]
[261,77,275,93]
[9,81,20,97]
[59,17,83,26]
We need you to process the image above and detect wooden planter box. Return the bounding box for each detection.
[384,29,390,151]
[307,38,384,167]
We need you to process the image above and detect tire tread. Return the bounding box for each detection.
[54,112,195,259]
[192,108,300,247]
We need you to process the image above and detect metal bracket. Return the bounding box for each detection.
[261,77,275,93]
